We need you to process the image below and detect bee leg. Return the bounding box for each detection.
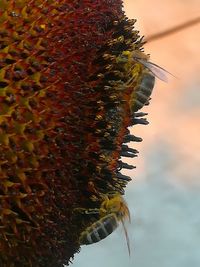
[83,209,100,215]
[74,208,100,215]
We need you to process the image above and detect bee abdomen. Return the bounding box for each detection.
[80,214,118,245]
[131,71,155,112]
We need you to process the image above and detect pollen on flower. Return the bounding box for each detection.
[0,1,155,267]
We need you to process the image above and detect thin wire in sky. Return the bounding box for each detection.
[146,17,200,42]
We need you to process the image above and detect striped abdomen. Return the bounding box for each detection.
[80,213,118,245]
[130,70,155,113]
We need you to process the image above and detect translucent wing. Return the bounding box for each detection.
[121,218,131,256]
[135,58,174,82]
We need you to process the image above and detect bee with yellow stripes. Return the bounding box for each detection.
[78,193,131,255]
[116,50,170,113]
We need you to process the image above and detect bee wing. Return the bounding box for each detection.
[136,58,173,82]
[127,207,131,223]
[121,218,131,256]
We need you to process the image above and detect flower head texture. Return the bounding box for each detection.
[0,1,153,266]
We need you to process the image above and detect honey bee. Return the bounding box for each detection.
[78,193,131,255]
[119,50,171,112]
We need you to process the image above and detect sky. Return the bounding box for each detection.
[71,1,200,266]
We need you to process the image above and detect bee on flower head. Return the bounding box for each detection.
[116,50,171,112]
[77,193,131,255]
